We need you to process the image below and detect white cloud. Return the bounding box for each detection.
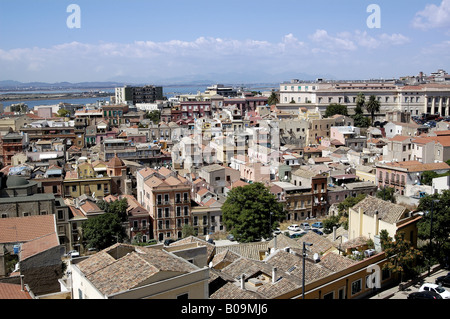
[412,0,450,30]
[0,30,413,82]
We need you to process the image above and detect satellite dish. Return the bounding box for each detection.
[313,253,320,262]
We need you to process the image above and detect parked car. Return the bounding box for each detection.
[290,231,307,239]
[66,250,79,258]
[407,291,442,299]
[226,234,235,241]
[164,239,175,246]
[300,222,311,231]
[419,283,450,299]
[311,222,323,229]
[288,224,301,232]
[272,227,281,235]
[311,228,323,235]
[435,272,450,287]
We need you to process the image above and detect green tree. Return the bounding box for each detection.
[420,171,438,185]
[97,198,129,222]
[337,193,367,217]
[182,224,196,238]
[322,215,340,234]
[57,108,71,117]
[82,213,127,250]
[366,95,381,125]
[376,187,396,203]
[268,91,279,105]
[382,231,423,281]
[352,113,371,128]
[146,110,161,124]
[222,183,284,242]
[417,191,450,267]
[355,92,365,112]
[324,103,348,118]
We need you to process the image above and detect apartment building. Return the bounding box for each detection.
[375,160,450,195]
[137,167,192,242]
[115,85,163,105]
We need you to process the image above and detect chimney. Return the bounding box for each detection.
[272,267,277,283]
[333,226,337,241]
[20,275,24,291]
[240,274,246,290]
[273,235,277,250]
[373,210,379,237]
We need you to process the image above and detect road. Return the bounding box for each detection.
[381,268,449,299]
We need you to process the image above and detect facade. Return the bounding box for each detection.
[137,168,192,242]
[115,85,163,105]
[1,132,25,166]
[279,80,450,118]
[376,160,450,196]
[68,243,209,299]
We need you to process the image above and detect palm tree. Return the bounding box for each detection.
[355,92,365,115]
[366,95,380,125]
[268,91,279,105]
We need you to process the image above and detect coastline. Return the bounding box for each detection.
[0,92,112,103]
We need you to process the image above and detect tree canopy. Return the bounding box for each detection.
[325,103,348,118]
[417,191,450,267]
[268,91,279,105]
[366,95,381,125]
[222,183,284,242]
[82,212,127,250]
[97,198,129,222]
[376,187,396,203]
[146,110,161,124]
[381,231,423,281]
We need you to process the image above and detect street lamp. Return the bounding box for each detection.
[302,241,313,299]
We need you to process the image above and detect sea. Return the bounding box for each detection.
[0,84,278,110]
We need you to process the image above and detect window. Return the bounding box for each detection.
[351,279,362,295]
[142,220,147,229]
[157,208,162,218]
[176,206,181,217]
[165,220,170,229]
[184,206,189,216]
[57,210,64,220]
[323,291,334,299]
[157,194,162,205]
[193,216,198,226]
[72,185,77,192]
[165,208,170,218]
[97,184,102,191]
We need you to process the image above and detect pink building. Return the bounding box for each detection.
[240,162,271,185]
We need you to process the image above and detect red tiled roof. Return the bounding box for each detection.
[0,283,32,299]
[0,215,56,244]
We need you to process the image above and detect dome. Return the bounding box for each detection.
[107,154,125,168]
[6,175,30,188]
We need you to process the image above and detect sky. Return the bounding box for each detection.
[0,0,449,84]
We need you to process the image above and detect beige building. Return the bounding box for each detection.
[68,243,209,299]
[348,196,420,247]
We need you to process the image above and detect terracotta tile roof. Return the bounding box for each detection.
[216,242,269,261]
[144,175,167,188]
[211,249,241,269]
[137,167,158,179]
[351,195,408,224]
[319,251,358,272]
[20,232,60,260]
[170,236,216,261]
[389,135,411,142]
[0,215,56,243]
[382,160,450,172]
[77,243,198,296]
[158,166,173,177]
[210,282,265,299]
[0,283,32,299]
[164,175,182,186]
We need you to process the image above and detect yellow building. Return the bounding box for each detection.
[63,167,111,199]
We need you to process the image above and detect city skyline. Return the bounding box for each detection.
[0,0,449,84]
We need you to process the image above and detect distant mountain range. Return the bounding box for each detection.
[0,71,336,91]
